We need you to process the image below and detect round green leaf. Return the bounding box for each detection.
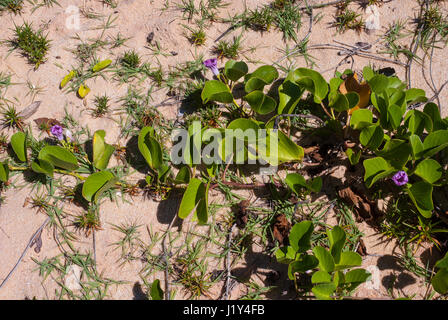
[150,279,164,300]
[313,246,335,273]
[414,159,442,184]
[334,252,362,271]
[178,178,208,224]
[407,181,433,217]
[0,161,9,182]
[360,125,384,150]
[350,109,373,130]
[327,226,346,264]
[10,131,27,162]
[432,269,448,294]
[82,170,115,202]
[367,74,389,93]
[93,130,115,170]
[224,60,248,82]
[138,127,163,170]
[289,221,314,253]
[278,72,305,114]
[201,80,233,104]
[294,68,329,103]
[363,157,393,188]
[244,90,277,115]
[39,146,78,171]
[31,159,54,177]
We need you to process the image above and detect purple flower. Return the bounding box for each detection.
[203,58,219,76]
[392,171,408,186]
[51,125,64,141]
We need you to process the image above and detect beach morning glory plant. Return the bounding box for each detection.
[51,125,64,141]
[203,58,219,76]
[392,171,408,186]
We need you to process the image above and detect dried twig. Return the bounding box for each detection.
[160,214,177,300]
[222,224,236,300]
[0,217,50,290]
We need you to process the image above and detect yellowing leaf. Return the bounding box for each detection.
[60,70,76,89]
[339,73,371,114]
[92,59,112,72]
[78,84,90,98]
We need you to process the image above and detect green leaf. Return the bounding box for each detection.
[294,68,329,103]
[174,166,191,184]
[275,246,297,264]
[60,70,76,89]
[377,139,411,169]
[201,80,233,104]
[312,283,336,300]
[313,246,335,273]
[346,92,360,109]
[350,109,373,130]
[422,130,448,158]
[289,221,314,253]
[92,130,115,170]
[244,90,277,115]
[224,60,248,82]
[424,103,445,131]
[407,181,433,217]
[327,226,346,263]
[0,161,9,182]
[10,131,27,162]
[436,253,448,269]
[39,146,78,171]
[288,254,319,279]
[334,252,362,271]
[405,88,427,104]
[285,173,307,195]
[178,178,208,224]
[308,177,322,193]
[432,269,448,294]
[311,270,332,284]
[344,269,371,291]
[367,74,389,93]
[150,279,164,300]
[275,130,305,163]
[414,159,442,184]
[359,125,384,150]
[31,159,54,177]
[82,171,116,203]
[244,65,279,93]
[278,72,305,114]
[363,157,394,188]
[388,104,403,130]
[362,66,375,81]
[345,148,361,165]
[329,93,349,112]
[138,127,163,170]
[404,110,432,136]
[92,59,112,72]
[409,134,424,160]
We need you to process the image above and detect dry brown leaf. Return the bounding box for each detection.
[272,214,291,245]
[34,117,63,129]
[19,101,41,119]
[338,186,373,222]
[235,200,250,229]
[339,73,371,115]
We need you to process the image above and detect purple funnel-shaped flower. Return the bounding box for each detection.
[203,58,219,76]
[392,171,408,186]
[51,125,64,141]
